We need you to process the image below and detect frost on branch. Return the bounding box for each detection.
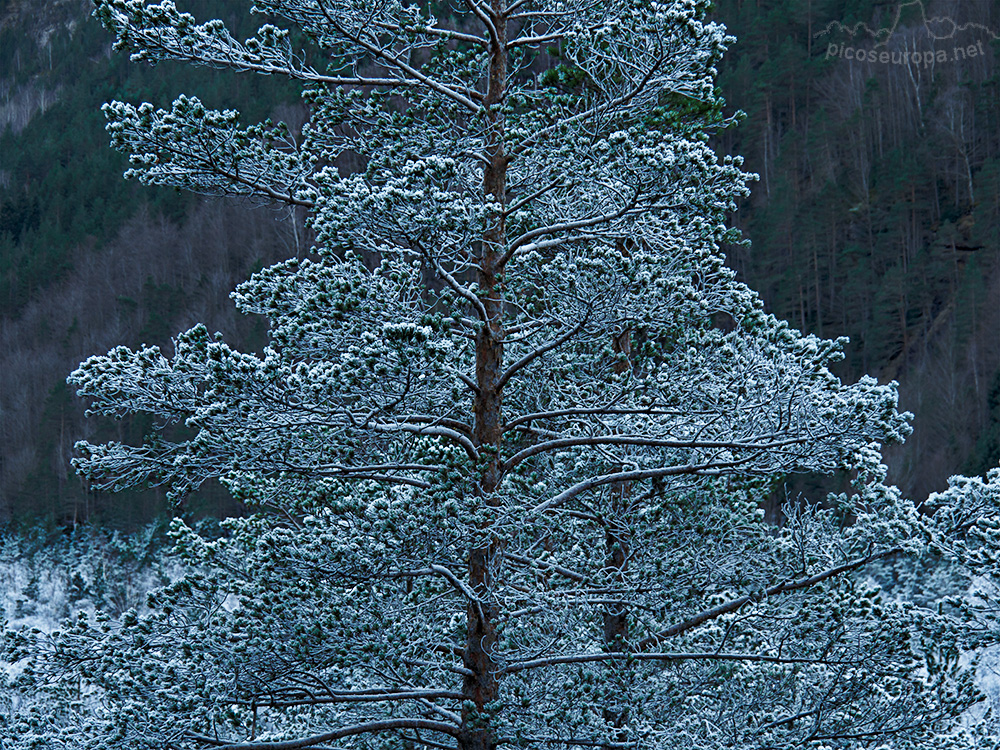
[5,0,1000,748]
[103,97,315,204]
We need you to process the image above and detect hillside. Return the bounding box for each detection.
[715,0,1000,501]
[0,0,305,523]
[0,0,998,523]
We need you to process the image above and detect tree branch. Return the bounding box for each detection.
[529,459,753,514]
[505,551,587,582]
[189,719,459,749]
[504,406,688,431]
[501,189,640,265]
[502,650,866,674]
[429,255,489,321]
[510,56,665,157]
[332,23,481,112]
[504,435,810,474]
[372,424,479,461]
[637,547,904,649]
[427,564,487,623]
[229,689,464,708]
[496,316,589,390]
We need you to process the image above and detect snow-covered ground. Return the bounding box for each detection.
[2,524,998,736]
[0,523,181,633]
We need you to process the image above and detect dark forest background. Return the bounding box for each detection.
[1,0,998,527]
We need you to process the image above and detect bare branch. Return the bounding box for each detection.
[230,689,464,708]
[504,552,587,583]
[504,407,690,432]
[502,189,641,264]
[530,459,754,514]
[503,435,812,474]
[332,23,481,112]
[372,424,479,461]
[496,316,589,390]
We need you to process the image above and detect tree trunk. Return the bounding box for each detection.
[462,4,507,749]
[603,325,631,739]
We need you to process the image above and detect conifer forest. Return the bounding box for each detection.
[2,0,1000,748]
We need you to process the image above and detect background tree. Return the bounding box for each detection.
[0,0,304,524]
[714,0,1000,500]
[5,1,1000,749]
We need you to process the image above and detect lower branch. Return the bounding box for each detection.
[637,547,903,649]
[502,651,867,674]
[189,719,460,750]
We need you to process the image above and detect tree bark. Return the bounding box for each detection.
[462,4,508,750]
[603,326,631,739]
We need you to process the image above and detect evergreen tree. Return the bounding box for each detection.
[5,1,1000,748]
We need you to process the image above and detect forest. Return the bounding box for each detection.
[0,0,997,524]
[0,0,996,527]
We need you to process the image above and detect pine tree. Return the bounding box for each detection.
[4,1,1000,748]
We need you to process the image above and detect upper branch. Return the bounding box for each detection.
[502,435,813,474]
[495,315,590,391]
[501,189,641,265]
[230,689,464,708]
[324,17,482,112]
[463,0,501,44]
[529,460,755,514]
[509,56,665,157]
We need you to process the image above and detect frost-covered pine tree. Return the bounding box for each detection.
[5,0,1000,748]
